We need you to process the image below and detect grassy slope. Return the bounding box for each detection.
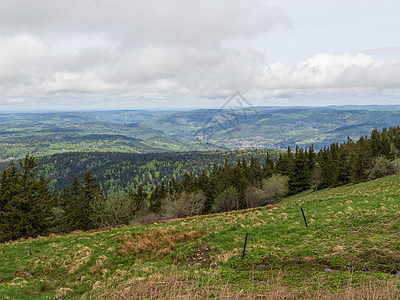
[2,176,400,298]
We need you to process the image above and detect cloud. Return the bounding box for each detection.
[363,47,400,55]
[0,0,288,44]
[0,35,48,82]
[0,0,290,107]
[1,1,400,110]
[255,53,400,90]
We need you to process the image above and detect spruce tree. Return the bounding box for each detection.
[131,183,147,213]
[264,152,274,178]
[291,146,311,193]
[0,154,56,242]
[331,144,350,187]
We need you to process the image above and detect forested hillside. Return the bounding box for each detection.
[0,150,281,195]
[1,126,400,243]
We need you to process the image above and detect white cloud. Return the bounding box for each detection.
[256,53,400,94]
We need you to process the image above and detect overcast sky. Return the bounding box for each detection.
[1,0,400,111]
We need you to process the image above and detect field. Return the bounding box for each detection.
[2,175,400,298]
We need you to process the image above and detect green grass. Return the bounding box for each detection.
[2,175,400,298]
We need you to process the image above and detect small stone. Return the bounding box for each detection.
[25,271,33,277]
[323,265,336,273]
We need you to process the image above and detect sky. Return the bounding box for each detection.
[1,0,400,111]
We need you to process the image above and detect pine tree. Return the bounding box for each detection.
[350,135,372,182]
[370,128,381,158]
[291,146,311,193]
[131,183,148,213]
[197,170,213,213]
[65,171,106,231]
[331,144,350,187]
[82,171,105,230]
[316,148,332,189]
[248,157,263,187]
[381,128,392,159]
[274,147,294,192]
[0,154,56,242]
[65,176,82,230]
[264,152,274,178]
[149,185,162,213]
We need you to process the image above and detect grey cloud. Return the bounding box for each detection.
[0,0,290,108]
[3,1,400,110]
[363,47,400,55]
[0,0,289,44]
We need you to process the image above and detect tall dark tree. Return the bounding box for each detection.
[264,152,274,178]
[290,146,311,193]
[350,135,372,183]
[274,147,294,189]
[65,171,105,231]
[331,144,351,187]
[248,157,263,187]
[130,183,148,213]
[0,155,56,242]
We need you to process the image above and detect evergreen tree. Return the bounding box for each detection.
[248,157,263,187]
[331,144,350,187]
[274,147,294,192]
[370,128,381,158]
[131,183,148,213]
[65,171,106,231]
[0,154,56,242]
[197,170,213,213]
[291,146,311,193]
[64,175,83,230]
[350,135,372,182]
[149,185,162,213]
[264,152,274,178]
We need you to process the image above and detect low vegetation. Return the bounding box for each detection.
[2,175,400,298]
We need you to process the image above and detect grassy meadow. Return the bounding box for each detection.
[2,175,400,298]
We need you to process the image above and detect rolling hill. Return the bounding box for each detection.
[2,106,400,162]
[148,108,400,149]
[0,121,222,162]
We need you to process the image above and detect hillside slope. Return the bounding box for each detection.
[1,175,400,298]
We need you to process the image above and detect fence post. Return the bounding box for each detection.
[301,207,308,227]
[242,233,248,259]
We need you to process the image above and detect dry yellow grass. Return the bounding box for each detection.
[119,229,206,258]
[95,272,400,300]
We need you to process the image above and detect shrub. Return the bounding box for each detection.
[255,174,289,205]
[161,191,205,219]
[212,187,240,213]
[367,156,396,180]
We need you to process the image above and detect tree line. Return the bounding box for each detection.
[1,126,400,242]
